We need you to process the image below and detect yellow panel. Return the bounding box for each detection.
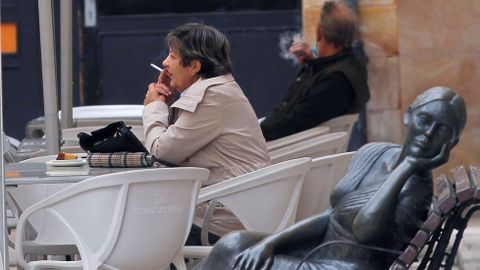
[302,0,327,46]
[1,23,18,54]
[358,4,398,56]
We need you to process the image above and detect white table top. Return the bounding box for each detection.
[5,162,145,186]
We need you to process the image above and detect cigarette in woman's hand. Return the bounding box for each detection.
[150,63,164,72]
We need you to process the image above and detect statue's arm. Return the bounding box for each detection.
[233,209,331,270]
[352,160,415,244]
[352,143,451,244]
[265,209,331,251]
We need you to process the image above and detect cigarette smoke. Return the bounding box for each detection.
[278,31,302,65]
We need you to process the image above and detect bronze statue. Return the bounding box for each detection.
[195,86,467,270]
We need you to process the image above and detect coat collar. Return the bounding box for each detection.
[304,48,355,72]
[171,74,235,113]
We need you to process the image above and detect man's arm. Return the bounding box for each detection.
[260,72,355,141]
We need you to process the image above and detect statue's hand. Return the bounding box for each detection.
[407,143,451,171]
[233,242,274,270]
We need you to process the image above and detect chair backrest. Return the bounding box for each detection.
[15,167,209,270]
[266,126,330,152]
[199,157,311,233]
[269,132,348,164]
[3,132,19,163]
[295,151,355,221]
[320,114,358,151]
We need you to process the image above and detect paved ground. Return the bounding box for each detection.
[456,215,480,270]
[7,216,480,269]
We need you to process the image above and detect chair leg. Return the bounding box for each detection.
[171,253,187,270]
[186,258,203,270]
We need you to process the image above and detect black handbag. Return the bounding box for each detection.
[78,121,148,153]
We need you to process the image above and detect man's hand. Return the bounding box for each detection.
[289,41,315,65]
[144,70,176,105]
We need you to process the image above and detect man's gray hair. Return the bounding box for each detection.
[166,23,233,78]
[319,0,357,49]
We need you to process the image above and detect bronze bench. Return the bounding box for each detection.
[390,165,480,270]
[296,165,480,270]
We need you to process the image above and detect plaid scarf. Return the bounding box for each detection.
[87,152,163,168]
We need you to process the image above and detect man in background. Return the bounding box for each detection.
[260,0,370,146]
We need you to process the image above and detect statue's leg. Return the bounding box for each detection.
[271,255,362,270]
[195,231,269,270]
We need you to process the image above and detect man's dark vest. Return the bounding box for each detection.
[284,50,370,114]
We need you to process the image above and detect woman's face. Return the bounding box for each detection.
[162,47,199,92]
[404,100,457,159]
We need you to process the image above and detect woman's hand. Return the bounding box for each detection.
[144,82,165,105]
[407,143,453,172]
[144,70,176,105]
[233,242,275,270]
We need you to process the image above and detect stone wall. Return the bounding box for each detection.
[303,0,480,174]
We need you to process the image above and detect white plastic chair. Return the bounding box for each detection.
[6,154,88,257]
[3,132,19,163]
[295,151,355,222]
[269,131,348,164]
[183,157,311,259]
[15,167,209,270]
[319,113,359,151]
[266,126,330,152]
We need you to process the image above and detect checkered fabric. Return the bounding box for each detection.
[87,152,151,168]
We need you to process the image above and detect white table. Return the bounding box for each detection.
[5,162,146,186]
[2,162,150,267]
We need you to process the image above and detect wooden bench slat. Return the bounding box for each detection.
[398,245,418,265]
[435,174,456,214]
[452,166,475,202]
[421,211,442,233]
[392,166,480,269]
[389,261,407,270]
[469,165,480,200]
[410,230,430,249]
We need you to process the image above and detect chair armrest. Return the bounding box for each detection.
[14,185,80,269]
[200,199,218,246]
[182,246,213,258]
[14,199,54,269]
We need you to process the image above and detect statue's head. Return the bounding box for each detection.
[403,86,467,159]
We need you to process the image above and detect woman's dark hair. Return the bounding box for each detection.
[166,23,233,78]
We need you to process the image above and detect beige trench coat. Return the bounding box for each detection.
[143,74,270,236]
